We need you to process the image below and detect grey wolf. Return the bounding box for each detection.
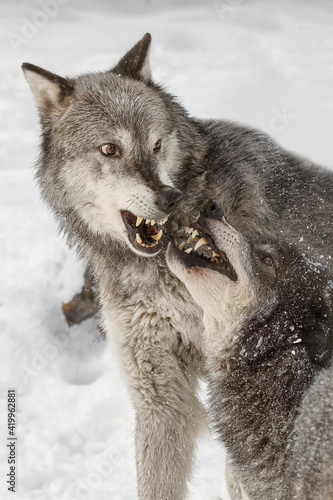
[22,34,333,499]
[166,199,333,499]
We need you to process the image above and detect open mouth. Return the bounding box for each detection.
[121,210,168,255]
[172,220,238,281]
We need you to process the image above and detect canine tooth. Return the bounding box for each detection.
[136,233,143,245]
[184,248,193,254]
[136,216,143,227]
[194,238,207,251]
[151,229,163,241]
[221,252,228,262]
[178,242,185,250]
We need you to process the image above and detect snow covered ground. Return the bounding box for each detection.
[0,0,332,499]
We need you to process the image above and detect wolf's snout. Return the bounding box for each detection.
[156,186,183,213]
[201,200,223,220]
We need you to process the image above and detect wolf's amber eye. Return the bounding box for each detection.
[153,139,162,152]
[100,144,118,156]
[263,256,274,266]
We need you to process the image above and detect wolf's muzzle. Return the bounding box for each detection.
[156,186,183,213]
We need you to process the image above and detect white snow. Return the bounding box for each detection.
[0,1,332,499]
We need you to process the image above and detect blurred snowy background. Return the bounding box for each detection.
[0,0,332,499]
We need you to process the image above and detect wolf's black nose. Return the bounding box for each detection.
[201,200,223,220]
[157,186,183,213]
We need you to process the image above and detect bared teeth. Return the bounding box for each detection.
[136,216,143,227]
[143,216,168,226]
[134,214,168,228]
[194,238,207,251]
[136,233,143,245]
[151,229,163,241]
[178,227,229,267]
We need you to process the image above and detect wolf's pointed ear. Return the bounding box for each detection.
[22,63,74,117]
[112,33,152,82]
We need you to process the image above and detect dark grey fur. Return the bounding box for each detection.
[22,34,333,499]
[291,365,333,499]
[167,211,333,499]
[206,241,333,499]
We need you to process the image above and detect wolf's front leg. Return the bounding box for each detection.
[129,344,206,500]
[135,399,205,499]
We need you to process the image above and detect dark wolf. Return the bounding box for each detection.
[167,199,333,499]
[22,34,333,499]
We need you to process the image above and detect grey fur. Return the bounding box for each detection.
[166,208,333,499]
[291,365,333,499]
[22,34,333,499]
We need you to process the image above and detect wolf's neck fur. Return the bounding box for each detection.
[60,202,205,353]
[207,309,319,500]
